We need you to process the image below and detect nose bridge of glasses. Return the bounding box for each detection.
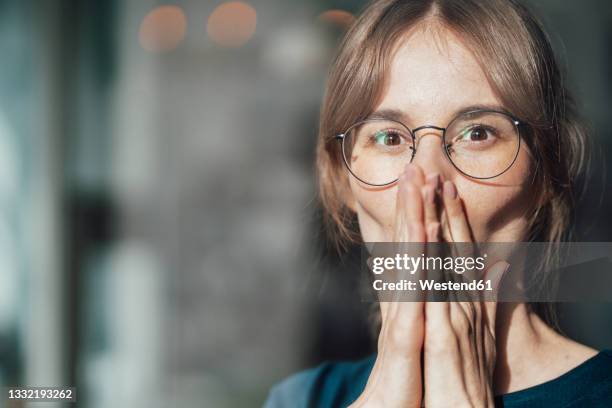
[412,124,445,134]
[411,125,446,147]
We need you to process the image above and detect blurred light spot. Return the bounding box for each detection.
[317,9,355,30]
[207,2,257,48]
[262,25,326,78]
[139,5,187,52]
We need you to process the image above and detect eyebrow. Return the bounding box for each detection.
[364,104,512,126]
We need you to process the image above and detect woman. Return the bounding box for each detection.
[265,0,612,406]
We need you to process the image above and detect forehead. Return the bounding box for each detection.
[377,24,502,125]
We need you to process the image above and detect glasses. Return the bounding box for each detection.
[336,109,524,186]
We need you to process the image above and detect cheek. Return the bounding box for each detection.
[454,147,534,241]
[349,179,398,241]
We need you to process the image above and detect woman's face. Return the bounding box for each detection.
[348,25,534,243]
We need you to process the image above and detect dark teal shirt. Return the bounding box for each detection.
[264,350,612,407]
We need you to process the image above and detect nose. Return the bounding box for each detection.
[410,127,453,180]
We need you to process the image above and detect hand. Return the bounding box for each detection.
[420,171,508,408]
[350,163,508,408]
[349,166,427,407]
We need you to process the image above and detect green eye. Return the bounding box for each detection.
[374,130,403,146]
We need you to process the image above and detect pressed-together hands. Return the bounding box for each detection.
[350,164,509,408]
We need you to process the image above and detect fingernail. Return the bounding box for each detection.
[443,180,457,199]
[426,173,440,189]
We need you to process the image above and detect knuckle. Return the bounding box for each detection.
[425,333,456,356]
[382,315,423,353]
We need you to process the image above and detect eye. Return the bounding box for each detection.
[457,125,496,142]
[373,129,407,146]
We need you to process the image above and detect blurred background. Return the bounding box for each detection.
[0,0,611,407]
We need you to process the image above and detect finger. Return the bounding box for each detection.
[402,165,425,231]
[393,172,425,304]
[425,222,443,301]
[394,172,411,242]
[423,173,440,228]
[442,180,472,242]
[386,174,427,333]
[394,172,425,280]
[394,171,424,242]
[405,162,425,188]
[426,222,440,243]
[397,183,425,243]
[424,221,450,334]
[483,261,510,330]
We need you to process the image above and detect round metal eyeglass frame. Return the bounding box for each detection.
[335,109,524,186]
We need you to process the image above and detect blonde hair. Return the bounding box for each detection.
[315,0,589,325]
